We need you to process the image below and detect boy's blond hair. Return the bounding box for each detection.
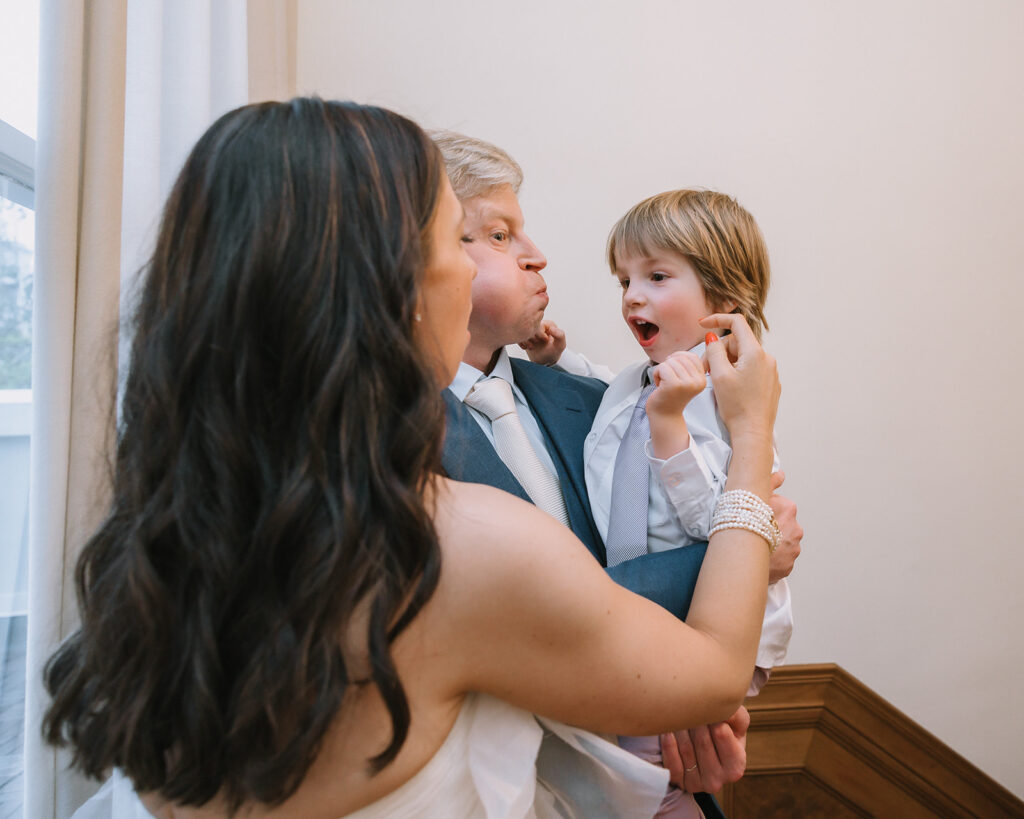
[430,130,523,201]
[607,189,771,339]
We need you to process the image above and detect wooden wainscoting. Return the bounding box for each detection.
[715,663,1024,818]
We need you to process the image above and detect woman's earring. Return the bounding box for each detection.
[414,313,422,322]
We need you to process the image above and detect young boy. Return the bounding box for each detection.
[588,186,790,670]
[528,189,791,817]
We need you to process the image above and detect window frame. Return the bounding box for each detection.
[0,118,35,209]
[0,114,36,444]
[0,112,34,817]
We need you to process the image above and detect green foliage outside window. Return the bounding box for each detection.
[0,197,32,389]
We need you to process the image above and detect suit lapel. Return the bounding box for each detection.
[511,361,606,564]
[441,390,531,503]
[514,368,589,495]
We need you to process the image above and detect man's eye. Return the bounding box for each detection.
[491,231,508,242]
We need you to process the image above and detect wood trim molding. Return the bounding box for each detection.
[717,663,1024,817]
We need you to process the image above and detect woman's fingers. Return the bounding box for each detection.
[703,331,731,371]
[699,312,758,352]
[701,314,780,442]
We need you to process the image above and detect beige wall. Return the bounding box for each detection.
[295,0,1024,798]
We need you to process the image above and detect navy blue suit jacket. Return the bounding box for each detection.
[441,359,707,620]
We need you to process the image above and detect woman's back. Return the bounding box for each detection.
[120,478,672,818]
[44,97,472,817]
[100,694,669,819]
[84,425,774,816]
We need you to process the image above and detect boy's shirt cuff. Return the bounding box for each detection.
[644,437,720,539]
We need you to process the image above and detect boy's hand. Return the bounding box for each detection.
[519,319,566,366]
[647,351,707,418]
[645,352,705,459]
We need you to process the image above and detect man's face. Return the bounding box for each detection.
[460,185,548,360]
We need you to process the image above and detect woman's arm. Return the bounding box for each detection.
[436,484,766,734]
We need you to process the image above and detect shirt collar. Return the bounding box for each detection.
[448,348,519,402]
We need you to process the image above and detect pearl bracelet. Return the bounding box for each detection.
[709,489,780,553]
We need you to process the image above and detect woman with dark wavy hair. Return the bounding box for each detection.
[44,97,782,818]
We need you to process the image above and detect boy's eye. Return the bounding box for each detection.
[460,235,473,244]
[618,278,629,290]
[651,272,667,282]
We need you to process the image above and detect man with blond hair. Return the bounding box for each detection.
[433,130,803,816]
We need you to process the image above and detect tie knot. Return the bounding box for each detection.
[464,377,518,422]
[635,382,656,415]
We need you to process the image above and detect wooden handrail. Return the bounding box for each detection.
[716,663,1024,817]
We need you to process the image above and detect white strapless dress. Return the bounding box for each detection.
[73,694,670,819]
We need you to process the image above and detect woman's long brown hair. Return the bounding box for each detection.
[42,98,446,811]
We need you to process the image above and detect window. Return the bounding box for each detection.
[0,2,39,814]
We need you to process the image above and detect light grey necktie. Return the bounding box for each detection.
[604,381,657,567]
[464,377,570,526]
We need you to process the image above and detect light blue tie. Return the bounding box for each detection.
[604,382,657,567]
[464,377,570,526]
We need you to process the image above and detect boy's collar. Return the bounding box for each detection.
[645,339,707,371]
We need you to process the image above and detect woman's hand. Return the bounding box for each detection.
[699,314,780,443]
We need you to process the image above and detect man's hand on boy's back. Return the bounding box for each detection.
[520,318,566,365]
[768,470,803,583]
[647,351,706,459]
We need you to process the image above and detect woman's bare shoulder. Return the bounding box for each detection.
[433,476,533,527]
[431,477,575,564]
[425,476,614,634]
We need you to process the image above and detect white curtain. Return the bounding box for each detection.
[25,2,252,816]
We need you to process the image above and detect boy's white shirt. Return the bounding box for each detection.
[569,342,792,671]
[551,347,617,384]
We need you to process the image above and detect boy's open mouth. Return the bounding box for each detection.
[630,317,659,345]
